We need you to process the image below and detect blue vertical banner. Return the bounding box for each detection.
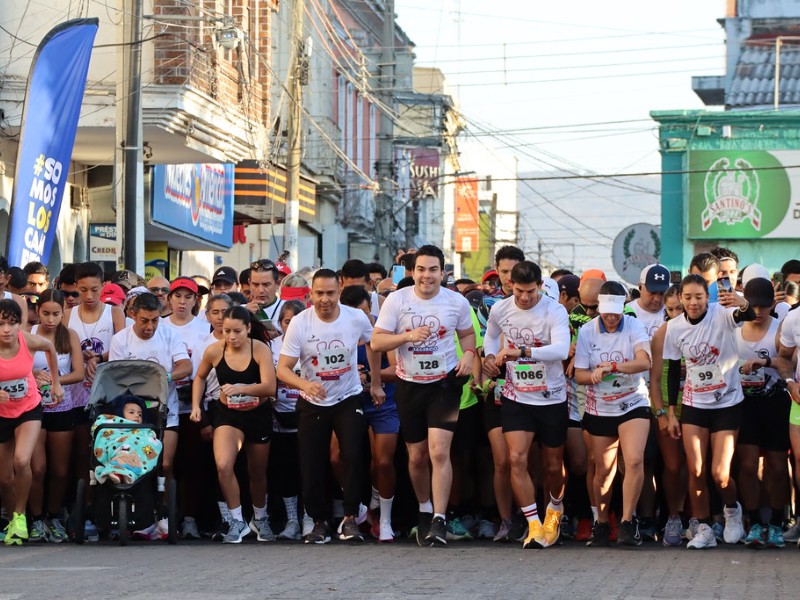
[5,18,99,267]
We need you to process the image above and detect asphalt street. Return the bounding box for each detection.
[0,538,796,599]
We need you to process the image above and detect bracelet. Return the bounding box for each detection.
[611,362,618,373]
[463,348,476,357]
[518,346,526,359]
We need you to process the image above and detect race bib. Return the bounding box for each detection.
[40,386,56,407]
[511,361,547,393]
[226,394,260,410]
[317,347,352,379]
[0,378,28,400]
[738,361,766,389]
[409,353,447,382]
[596,373,635,402]
[687,363,725,393]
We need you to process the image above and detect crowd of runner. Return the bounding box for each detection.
[1,244,800,549]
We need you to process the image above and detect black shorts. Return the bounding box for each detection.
[680,402,743,433]
[453,402,483,452]
[395,370,467,444]
[738,388,791,452]
[210,400,273,444]
[582,406,651,438]
[70,405,90,426]
[0,404,43,443]
[501,398,568,448]
[482,396,503,433]
[42,409,76,432]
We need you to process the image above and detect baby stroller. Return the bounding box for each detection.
[72,360,177,545]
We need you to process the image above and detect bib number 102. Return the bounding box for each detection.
[323,353,346,365]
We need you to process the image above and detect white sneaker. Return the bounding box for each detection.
[685,517,699,541]
[277,519,302,540]
[687,523,717,549]
[723,502,744,544]
[378,520,395,543]
[181,517,201,539]
[154,518,169,541]
[355,503,369,525]
[302,514,315,537]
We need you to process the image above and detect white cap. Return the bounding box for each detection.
[597,293,625,314]
[740,263,770,287]
[540,277,559,301]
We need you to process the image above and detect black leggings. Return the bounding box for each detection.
[269,431,302,498]
[297,395,366,520]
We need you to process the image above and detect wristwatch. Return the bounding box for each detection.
[655,408,667,417]
[518,346,527,359]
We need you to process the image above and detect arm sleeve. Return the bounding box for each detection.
[667,359,681,406]
[529,304,570,362]
[279,317,302,358]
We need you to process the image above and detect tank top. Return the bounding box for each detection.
[31,325,75,413]
[68,304,115,406]
[215,339,262,410]
[736,318,781,395]
[0,332,42,419]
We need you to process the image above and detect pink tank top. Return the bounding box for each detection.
[0,332,41,419]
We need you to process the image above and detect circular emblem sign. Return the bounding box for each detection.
[612,223,661,285]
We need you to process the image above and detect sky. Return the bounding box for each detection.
[393,0,728,275]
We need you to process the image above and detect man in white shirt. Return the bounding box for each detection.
[630,264,669,339]
[372,245,477,546]
[277,269,384,544]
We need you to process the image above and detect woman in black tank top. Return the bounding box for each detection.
[191,306,277,543]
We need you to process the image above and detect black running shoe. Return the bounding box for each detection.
[338,518,364,542]
[587,521,611,547]
[304,520,331,544]
[425,516,447,546]
[617,519,642,546]
[416,512,433,547]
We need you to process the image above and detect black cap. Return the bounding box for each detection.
[112,270,141,292]
[558,274,580,299]
[744,277,774,308]
[212,266,238,286]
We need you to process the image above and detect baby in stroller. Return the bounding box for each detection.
[92,394,163,485]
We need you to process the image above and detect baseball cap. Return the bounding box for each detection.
[100,283,126,306]
[481,270,499,284]
[640,264,670,294]
[580,269,607,283]
[169,277,199,294]
[743,277,774,307]
[597,293,625,314]
[212,266,238,286]
[276,263,292,277]
[112,270,141,292]
[540,277,559,301]
[558,274,580,299]
[740,263,770,287]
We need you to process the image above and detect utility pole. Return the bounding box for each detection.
[284,0,305,272]
[119,0,145,274]
[375,0,395,264]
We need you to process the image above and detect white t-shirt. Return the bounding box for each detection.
[280,304,372,407]
[375,286,473,383]
[775,302,791,323]
[108,324,190,427]
[484,295,570,406]
[663,302,744,409]
[192,332,220,408]
[736,318,780,394]
[574,315,651,417]
[779,307,800,380]
[161,317,211,381]
[628,300,666,340]
[68,304,116,407]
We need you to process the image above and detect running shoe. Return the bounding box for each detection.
[302,514,315,538]
[304,520,331,545]
[493,519,513,543]
[154,518,169,541]
[686,517,700,541]
[575,518,592,542]
[181,517,201,540]
[723,502,744,544]
[542,506,562,547]
[460,514,479,533]
[638,516,658,542]
[586,521,611,547]
[338,517,364,542]
[250,517,276,542]
[28,519,47,543]
[766,524,785,548]
[711,521,725,543]
[617,519,642,546]
[662,516,683,547]
[0,517,8,542]
[210,519,231,542]
[415,512,433,547]
[745,523,765,548]
[559,515,575,540]
[425,516,447,546]
[608,512,618,542]
[445,517,472,541]
[133,523,157,540]
[522,519,545,549]
[4,513,28,545]
[277,519,302,540]
[222,519,250,544]
[687,523,717,549]
[477,519,497,540]
[84,520,100,543]
[378,520,395,543]
[46,518,67,543]
[355,503,369,526]
[783,519,800,543]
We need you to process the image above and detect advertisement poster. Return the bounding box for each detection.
[455,177,480,253]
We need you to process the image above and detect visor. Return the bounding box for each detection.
[597,294,625,315]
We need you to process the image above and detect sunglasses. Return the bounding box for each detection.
[23,294,40,305]
[250,259,277,272]
[60,290,80,298]
[582,304,599,311]
[148,287,170,294]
